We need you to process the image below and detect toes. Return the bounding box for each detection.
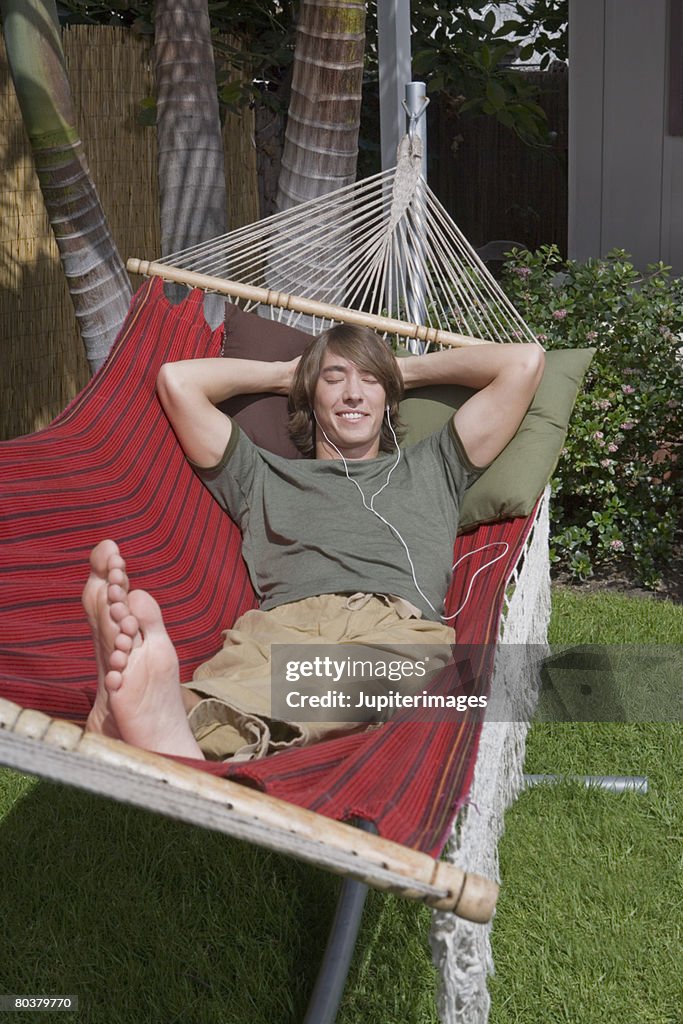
[108,565,128,589]
[89,540,121,578]
[127,590,165,635]
[114,633,133,654]
[109,647,129,672]
[105,668,124,692]
[107,550,126,571]
[119,613,140,640]
[108,600,128,625]
[108,603,139,640]
[108,582,128,605]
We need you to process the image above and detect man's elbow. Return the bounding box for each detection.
[156,362,200,430]
[156,362,186,414]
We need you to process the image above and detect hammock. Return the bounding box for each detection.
[0,137,554,1021]
[0,277,549,1019]
[0,274,537,854]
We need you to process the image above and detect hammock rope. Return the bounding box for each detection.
[130,135,538,349]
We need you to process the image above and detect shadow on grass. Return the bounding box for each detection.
[0,777,438,1024]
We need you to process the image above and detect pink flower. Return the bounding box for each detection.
[586,331,598,341]
[513,266,532,278]
[608,443,619,453]
[621,384,636,395]
[600,459,614,468]
[553,309,568,320]
[594,399,612,411]
[610,539,625,552]
[537,333,548,343]
[621,421,636,430]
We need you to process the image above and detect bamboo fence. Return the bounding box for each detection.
[0,25,258,441]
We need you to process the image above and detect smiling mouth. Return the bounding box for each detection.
[337,411,367,420]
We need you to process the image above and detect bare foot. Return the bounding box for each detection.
[83,540,126,739]
[83,541,204,759]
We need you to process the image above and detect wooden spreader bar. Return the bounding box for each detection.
[127,258,489,349]
[0,697,498,922]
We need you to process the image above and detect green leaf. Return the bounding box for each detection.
[496,109,515,128]
[499,19,523,37]
[412,48,437,74]
[426,73,446,94]
[218,80,243,107]
[486,78,507,110]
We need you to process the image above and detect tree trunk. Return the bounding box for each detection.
[276,0,366,211]
[153,0,227,325]
[1,0,133,372]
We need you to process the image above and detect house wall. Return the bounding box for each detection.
[569,0,683,272]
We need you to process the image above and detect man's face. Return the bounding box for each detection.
[313,351,387,460]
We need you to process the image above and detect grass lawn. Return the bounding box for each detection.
[0,589,681,1023]
[489,589,683,1024]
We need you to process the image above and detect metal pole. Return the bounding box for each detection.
[403,81,429,178]
[403,82,429,350]
[523,775,649,794]
[302,821,377,1024]
[377,0,412,171]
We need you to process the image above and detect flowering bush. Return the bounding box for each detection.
[502,246,682,587]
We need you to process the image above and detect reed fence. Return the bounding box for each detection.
[0,25,258,441]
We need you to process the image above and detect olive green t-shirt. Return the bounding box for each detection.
[196,422,481,621]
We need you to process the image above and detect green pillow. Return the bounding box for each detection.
[398,348,595,531]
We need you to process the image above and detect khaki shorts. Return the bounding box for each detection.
[184,593,455,761]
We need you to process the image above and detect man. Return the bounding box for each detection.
[83,324,544,761]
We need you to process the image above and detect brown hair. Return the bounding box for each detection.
[288,324,405,458]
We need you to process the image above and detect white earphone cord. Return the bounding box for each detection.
[315,410,508,620]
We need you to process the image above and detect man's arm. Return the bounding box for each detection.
[399,343,545,468]
[157,357,298,468]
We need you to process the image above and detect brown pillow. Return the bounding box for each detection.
[220,303,311,458]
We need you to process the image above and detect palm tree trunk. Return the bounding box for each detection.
[267,0,365,316]
[276,0,366,211]
[153,0,227,325]
[1,0,132,372]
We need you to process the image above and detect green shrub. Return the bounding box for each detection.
[502,245,682,587]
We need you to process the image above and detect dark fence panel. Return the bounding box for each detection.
[428,69,568,258]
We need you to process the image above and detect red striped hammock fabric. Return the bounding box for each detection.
[0,278,536,857]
